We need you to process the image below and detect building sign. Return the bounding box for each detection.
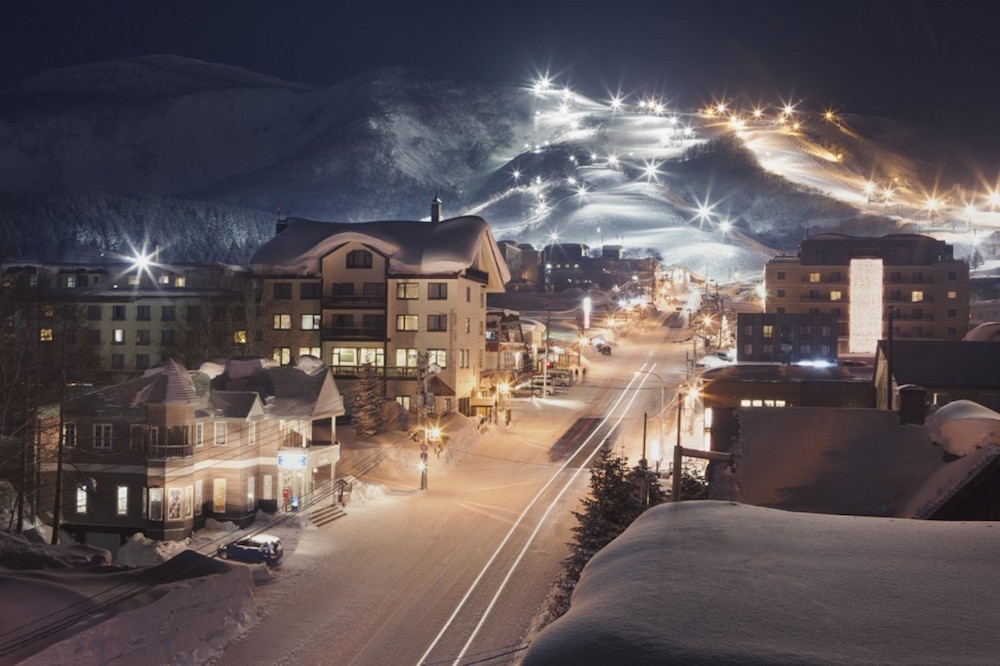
[278,453,308,469]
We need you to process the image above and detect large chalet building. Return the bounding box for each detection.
[764,233,969,355]
[250,205,510,416]
[43,358,344,550]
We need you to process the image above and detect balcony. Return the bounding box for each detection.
[322,326,387,341]
[147,443,194,459]
[322,294,386,308]
[886,276,935,285]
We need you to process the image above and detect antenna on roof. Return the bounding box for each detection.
[431,194,442,223]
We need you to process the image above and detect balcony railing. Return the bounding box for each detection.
[147,443,194,459]
[322,326,387,341]
[331,365,419,378]
[322,294,387,308]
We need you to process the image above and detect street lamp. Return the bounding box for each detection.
[420,425,441,490]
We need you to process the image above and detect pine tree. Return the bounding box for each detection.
[353,363,385,437]
[548,448,666,619]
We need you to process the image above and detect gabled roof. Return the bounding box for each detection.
[877,340,1000,388]
[201,390,262,419]
[249,216,510,289]
[213,362,345,420]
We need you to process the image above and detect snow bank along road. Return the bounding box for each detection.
[215,318,681,665]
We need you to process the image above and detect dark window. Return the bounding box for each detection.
[346,250,372,268]
[466,286,471,302]
[273,283,292,299]
[889,272,902,282]
[111,353,125,368]
[362,314,385,329]
[332,314,354,327]
[948,327,957,336]
[948,308,957,317]
[161,305,176,321]
[948,271,957,280]
[428,283,447,300]
[830,271,842,282]
[187,305,202,321]
[300,282,321,299]
[136,305,151,321]
[363,282,386,297]
[776,271,786,280]
[332,282,355,295]
[87,329,101,345]
[777,289,786,298]
[112,305,126,320]
[162,329,176,345]
[86,305,101,321]
[136,330,151,346]
[777,307,785,314]
[428,315,448,331]
[136,354,150,370]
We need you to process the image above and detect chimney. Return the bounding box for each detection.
[276,206,287,235]
[431,195,442,223]
[897,384,927,425]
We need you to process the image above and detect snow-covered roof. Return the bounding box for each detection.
[965,321,1000,342]
[249,216,511,287]
[877,339,1000,388]
[523,501,1000,665]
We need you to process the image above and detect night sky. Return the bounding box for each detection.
[3,1,1000,155]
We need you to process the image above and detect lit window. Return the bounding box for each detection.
[809,272,820,283]
[911,291,924,303]
[273,314,292,330]
[117,486,128,515]
[112,329,125,344]
[159,275,170,285]
[947,291,957,300]
[76,485,88,514]
[396,315,419,331]
[40,328,52,342]
[396,348,419,367]
[397,283,419,299]
[751,399,763,407]
[273,347,291,365]
[829,291,842,301]
[301,314,320,330]
[740,399,752,407]
[196,423,204,447]
[464,318,471,333]
[66,275,77,288]
[359,347,383,366]
[428,349,448,368]
[234,330,247,344]
[63,423,77,447]
[395,395,411,410]
[331,347,358,366]
[762,325,773,338]
[149,487,163,521]
[298,346,321,358]
[214,422,227,446]
[175,276,186,287]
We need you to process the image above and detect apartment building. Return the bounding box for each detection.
[251,208,510,416]
[43,358,344,550]
[764,233,969,354]
[0,260,251,382]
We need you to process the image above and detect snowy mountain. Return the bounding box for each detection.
[0,55,986,276]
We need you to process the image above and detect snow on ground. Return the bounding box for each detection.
[0,533,255,665]
[523,501,1000,665]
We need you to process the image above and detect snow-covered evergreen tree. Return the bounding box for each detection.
[353,363,385,437]
[547,448,665,619]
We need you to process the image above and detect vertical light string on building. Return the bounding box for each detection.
[849,258,883,353]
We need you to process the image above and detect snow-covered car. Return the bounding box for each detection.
[598,344,612,356]
[218,534,283,565]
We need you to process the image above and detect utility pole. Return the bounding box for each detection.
[543,310,551,395]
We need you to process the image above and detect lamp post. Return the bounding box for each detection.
[886,306,898,411]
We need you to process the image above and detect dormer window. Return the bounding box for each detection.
[346,250,372,268]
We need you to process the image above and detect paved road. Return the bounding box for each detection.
[214,314,687,665]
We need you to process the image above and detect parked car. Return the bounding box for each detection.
[548,369,572,386]
[530,375,556,394]
[218,534,283,565]
[598,344,612,356]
